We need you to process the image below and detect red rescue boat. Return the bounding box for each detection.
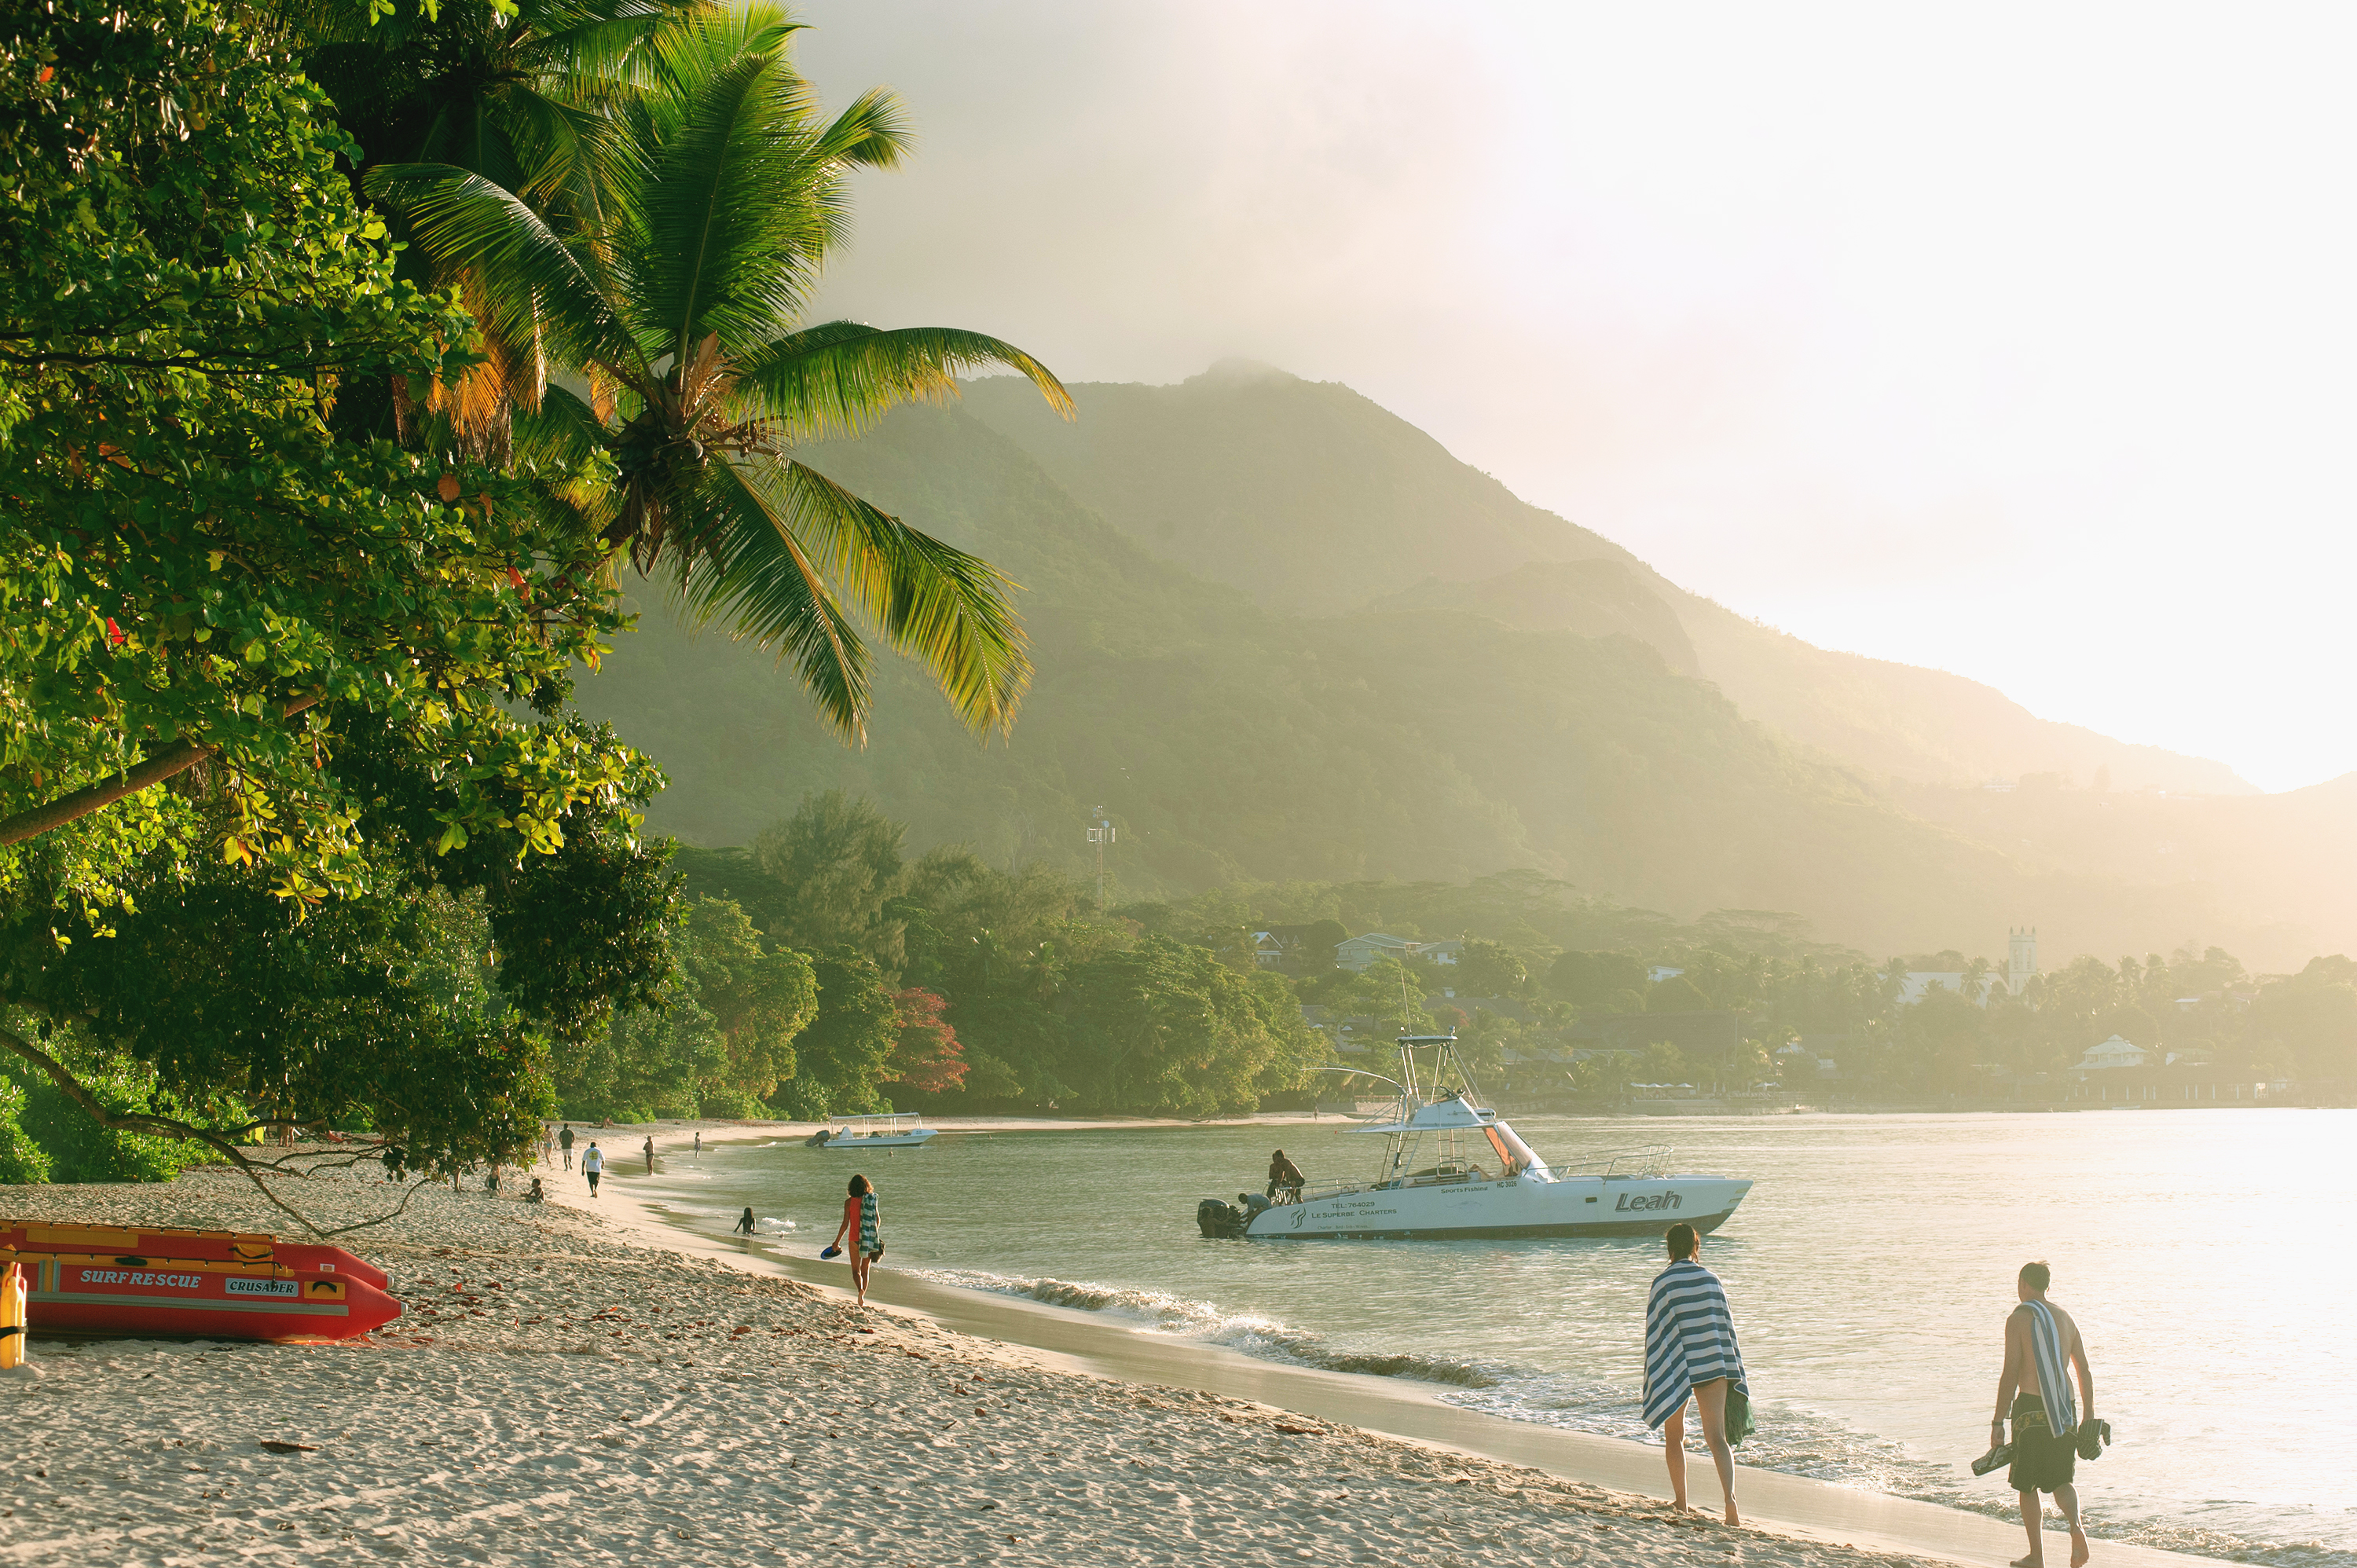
[13,1251,401,1342]
[0,1223,389,1291]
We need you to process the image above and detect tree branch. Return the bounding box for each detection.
[0,691,321,847]
[0,1017,493,1238]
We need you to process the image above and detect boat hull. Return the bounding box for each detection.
[1238,1174,1753,1242]
[821,1131,937,1149]
[23,1254,401,1342]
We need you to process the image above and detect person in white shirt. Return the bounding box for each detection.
[581,1141,604,1196]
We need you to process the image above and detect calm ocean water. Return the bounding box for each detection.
[630,1109,2357,1566]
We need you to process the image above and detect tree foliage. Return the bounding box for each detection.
[0,2,675,1214]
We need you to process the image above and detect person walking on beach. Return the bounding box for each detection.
[733,1206,756,1236]
[643,1134,655,1174]
[581,1141,603,1196]
[1991,1261,2095,1568]
[828,1174,882,1308]
[694,1130,702,1158]
[559,1123,575,1171]
[1642,1222,1748,1525]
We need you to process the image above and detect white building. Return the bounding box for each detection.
[2075,1034,2160,1072]
[2007,928,2040,997]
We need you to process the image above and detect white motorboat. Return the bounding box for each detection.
[1197,1034,1753,1241]
[812,1113,938,1150]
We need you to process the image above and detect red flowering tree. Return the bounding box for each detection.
[885,988,966,1095]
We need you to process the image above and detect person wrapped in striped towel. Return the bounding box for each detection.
[1642,1221,1750,1524]
[1991,1261,2095,1568]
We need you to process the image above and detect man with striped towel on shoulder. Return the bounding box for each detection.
[1642,1221,1749,1524]
[1992,1260,2096,1568]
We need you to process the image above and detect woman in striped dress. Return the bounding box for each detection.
[1642,1221,1748,1524]
[830,1174,882,1307]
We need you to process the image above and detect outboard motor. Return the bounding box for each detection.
[804,1129,832,1148]
[1196,1198,1248,1238]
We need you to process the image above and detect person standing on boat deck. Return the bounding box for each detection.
[581,1141,603,1196]
[1642,1222,1747,1525]
[1991,1261,2095,1568]
[559,1123,575,1171]
[1267,1149,1306,1203]
[828,1174,882,1307]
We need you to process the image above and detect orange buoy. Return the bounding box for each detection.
[0,1262,25,1368]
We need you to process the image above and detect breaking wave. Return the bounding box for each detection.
[911,1267,1499,1389]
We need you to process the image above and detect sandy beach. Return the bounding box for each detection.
[0,1123,2217,1567]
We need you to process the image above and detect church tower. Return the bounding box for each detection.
[2007,927,2039,996]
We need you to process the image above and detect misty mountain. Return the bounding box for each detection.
[574,397,2328,967]
[959,363,2253,797]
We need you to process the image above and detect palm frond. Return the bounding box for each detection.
[710,459,1032,736]
[366,163,644,382]
[810,85,912,171]
[736,323,1073,441]
[673,457,873,738]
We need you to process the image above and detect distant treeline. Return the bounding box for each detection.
[577,792,2357,1120]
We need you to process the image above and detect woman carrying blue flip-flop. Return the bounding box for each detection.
[826,1174,882,1307]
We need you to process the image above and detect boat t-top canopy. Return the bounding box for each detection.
[1351,1090,1494,1134]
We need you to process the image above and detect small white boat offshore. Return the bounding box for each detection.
[809,1113,937,1150]
[1197,1035,1753,1241]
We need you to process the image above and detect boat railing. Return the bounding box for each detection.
[1547,1144,1675,1180]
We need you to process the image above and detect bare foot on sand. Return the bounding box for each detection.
[2070,1530,2090,1566]
[2011,1555,2043,1568]
[1725,1504,1741,1526]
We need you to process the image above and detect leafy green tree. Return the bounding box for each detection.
[1547,951,1649,1009]
[558,894,813,1119]
[1333,956,1435,1040]
[563,981,718,1123]
[1636,1041,1688,1087]
[16,1054,192,1184]
[678,897,816,1113]
[1647,973,1709,1013]
[0,1076,53,1184]
[1455,938,1527,998]
[1058,937,1314,1116]
[370,5,1073,739]
[753,791,907,966]
[0,0,643,911]
[776,951,898,1119]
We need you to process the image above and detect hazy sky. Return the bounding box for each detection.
[792,2,2357,792]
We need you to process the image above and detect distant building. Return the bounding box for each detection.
[2075,1034,2157,1072]
[1336,932,1464,973]
[2007,928,2039,996]
[1335,932,1413,972]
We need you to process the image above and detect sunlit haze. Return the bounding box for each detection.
[793,1,2357,793]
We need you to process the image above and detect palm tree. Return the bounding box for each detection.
[296,0,717,458]
[368,6,1070,738]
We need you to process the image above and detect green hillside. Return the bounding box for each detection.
[574,401,2297,963]
[960,366,2252,797]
